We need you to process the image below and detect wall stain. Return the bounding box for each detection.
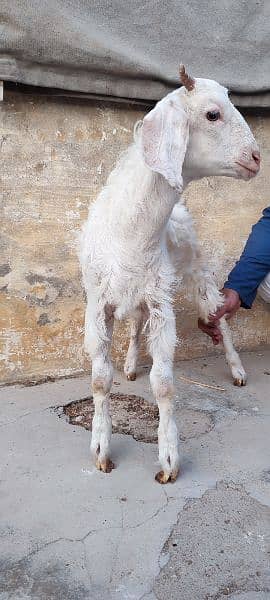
[0,264,11,276]
[37,313,51,326]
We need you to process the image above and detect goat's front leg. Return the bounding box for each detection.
[219,317,247,386]
[148,302,179,484]
[124,307,145,381]
[85,300,115,473]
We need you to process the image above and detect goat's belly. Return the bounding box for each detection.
[113,286,145,321]
[106,271,148,320]
[111,269,174,321]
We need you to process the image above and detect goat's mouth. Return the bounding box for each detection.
[235,161,259,180]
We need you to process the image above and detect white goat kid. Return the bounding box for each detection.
[80,66,260,484]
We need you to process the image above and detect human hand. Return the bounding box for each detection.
[209,288,241,323]
[198,288,241,345]
[197,318,223,345]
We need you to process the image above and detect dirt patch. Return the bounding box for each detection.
[63,393,214,443]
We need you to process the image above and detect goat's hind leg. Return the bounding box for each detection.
[167,208,246,387]
[85,300,115,473]
[124,308,145,381]
[197,280,247,386]
[219,317,247,386]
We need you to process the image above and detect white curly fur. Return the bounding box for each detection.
[80,73,260,482]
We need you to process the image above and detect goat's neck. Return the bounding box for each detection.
[112,143,179,245]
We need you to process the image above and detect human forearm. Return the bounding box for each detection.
[224,207,270,308]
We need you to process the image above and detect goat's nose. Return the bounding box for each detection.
[252,150,261,166]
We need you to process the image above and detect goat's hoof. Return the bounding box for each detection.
[126,372,136,381]
[233,370,247,387]
[230,363,247,387]
[231,366,247,387]
[95,458,115,473]
[233,377,247,387]
[155,468,179,484]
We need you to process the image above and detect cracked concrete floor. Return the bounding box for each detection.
[0,349,270,600]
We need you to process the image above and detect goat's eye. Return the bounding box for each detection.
[206,110,220,121]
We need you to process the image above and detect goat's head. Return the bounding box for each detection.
[141,65,260,191]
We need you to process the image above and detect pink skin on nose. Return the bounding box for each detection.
[236,149,260,178]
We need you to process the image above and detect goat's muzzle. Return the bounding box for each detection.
[235,153,260,179]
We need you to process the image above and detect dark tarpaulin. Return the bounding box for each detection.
[1,0,270,106]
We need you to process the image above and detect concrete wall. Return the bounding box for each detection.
[1,90,270,384]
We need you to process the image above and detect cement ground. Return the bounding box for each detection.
[0,349,270,599]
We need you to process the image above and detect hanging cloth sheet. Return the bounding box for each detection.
[1,1,270,106]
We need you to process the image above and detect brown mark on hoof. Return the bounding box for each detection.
[233,378,246,387]
[155,468,179,484]
[126,372,136,381]
[95,458,115,473]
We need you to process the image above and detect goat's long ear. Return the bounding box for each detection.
[142,95,189,192]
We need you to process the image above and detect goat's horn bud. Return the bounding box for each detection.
[179,64,195,91]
